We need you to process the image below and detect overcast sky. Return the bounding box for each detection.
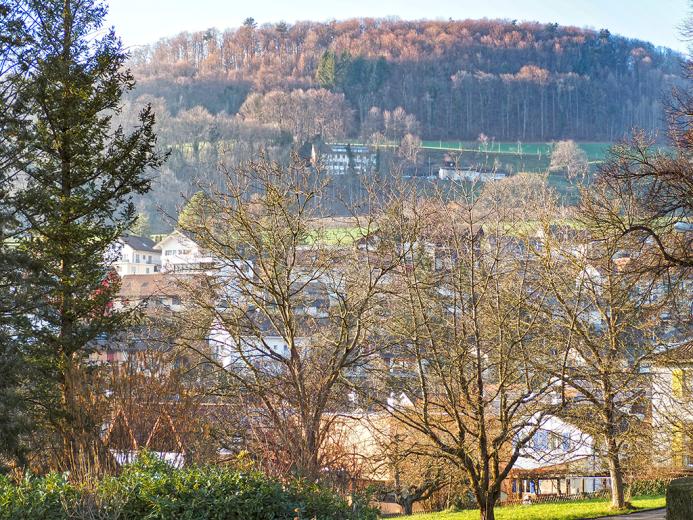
[105,0,691,53]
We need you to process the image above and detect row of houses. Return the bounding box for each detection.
[102,225,692,513]
[112,230,214,276]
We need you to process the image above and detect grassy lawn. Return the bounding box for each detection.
[411,495,665,520]
[419,141,611,162]
[345,139,613,161]
[305,226,367,245]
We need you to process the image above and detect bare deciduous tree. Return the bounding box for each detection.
[398,133,422,175]
[239,88,352,142]
[367,418,447,516]
[176,153,400,479]
[369,180,559,520]
[531,216,681,509]
[583,133,693,272]
[550,140,589,181]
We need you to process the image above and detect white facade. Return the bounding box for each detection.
[515,474,610,497]
[208,323,293,371]
[438,167,507,182]
[112,237,161,276]
[312,143,377,176]
[511,415,609,497]
[154,230,217,274]
[516,416,595,470]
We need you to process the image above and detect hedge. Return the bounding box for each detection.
[628,478,672,497]
[0,452,378,520]
[666,477,693,520]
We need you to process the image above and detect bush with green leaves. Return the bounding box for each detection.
[627,478,671,497]
[0,473,79,520]
[0,452,378,519]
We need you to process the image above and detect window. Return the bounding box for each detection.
[533,431,549,450]
[134,254,140,263]
[562,432,571,451]
[165,250,175,256]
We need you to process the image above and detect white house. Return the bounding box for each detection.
[208,317,293,372]
[311,143,377,176]
[508,415,610,497]
[113,235,161,276]
[438,166,508,182]
[154,230,217,274]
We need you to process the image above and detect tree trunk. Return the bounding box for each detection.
[299,420,321,481]
[479,494,497,520]
[402,498,414,516]
[606,442,625,509]
[479,504,496,520]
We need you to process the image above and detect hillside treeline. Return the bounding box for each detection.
[129,18,682,141]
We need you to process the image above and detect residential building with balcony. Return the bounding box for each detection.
[113,235,161,276]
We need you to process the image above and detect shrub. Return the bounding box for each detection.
[0,473,79,520]
[0,452,377,519]
[666,477,693,520]
[628,478,671,497]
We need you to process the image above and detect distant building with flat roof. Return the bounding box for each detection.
[311,142,377,176]
[438,166,508,182]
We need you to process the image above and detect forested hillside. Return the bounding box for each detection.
[129,18,681,141]
[119,18,683,230]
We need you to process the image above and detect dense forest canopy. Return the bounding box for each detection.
[129,18,682,142]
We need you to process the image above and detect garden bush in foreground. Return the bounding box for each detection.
[0,452,377,520]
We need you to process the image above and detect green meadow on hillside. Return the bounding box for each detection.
[420,140,611,163]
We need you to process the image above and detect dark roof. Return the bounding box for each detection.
[315,142,374,155]
[121,235,157,252]
[92,325,174,353]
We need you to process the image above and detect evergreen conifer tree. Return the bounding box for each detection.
[0,0,35,471]
[4,0,164,474]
